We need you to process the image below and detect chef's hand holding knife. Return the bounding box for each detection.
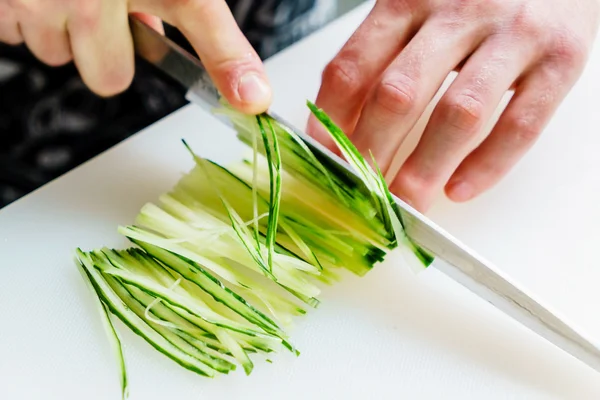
[0,0,272,114]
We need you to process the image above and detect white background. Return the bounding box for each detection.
[1,3,600,399]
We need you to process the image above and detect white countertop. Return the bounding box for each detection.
[1,2,600,399]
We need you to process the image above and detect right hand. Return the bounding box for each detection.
[0,0,272,114]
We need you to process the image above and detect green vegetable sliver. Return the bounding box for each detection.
[75,256,128,400]
[76,249,218,378]
[107,278,236,374]
[257,115,282,274]
[135,241,286,338]
[306,100,433,267]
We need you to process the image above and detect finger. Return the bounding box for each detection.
[68,0,134,97]
[0,3,23,45]
[131,12,164,35]
[306,1,423,151]
[445,61,576,202]
[391,38,537,211]
[13,6,71,66]
[351,20,484,174]
[132,0,271,114]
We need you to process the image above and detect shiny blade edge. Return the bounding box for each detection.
[400,207,600,373]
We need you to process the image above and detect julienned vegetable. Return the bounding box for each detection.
[75,100,433,398]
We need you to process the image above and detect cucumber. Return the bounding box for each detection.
[75,101,435,397]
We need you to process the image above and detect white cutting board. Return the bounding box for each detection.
[2,3,600,399]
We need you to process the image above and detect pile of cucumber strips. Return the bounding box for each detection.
[75,101,433,398]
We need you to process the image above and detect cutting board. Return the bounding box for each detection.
[1,3,600,399]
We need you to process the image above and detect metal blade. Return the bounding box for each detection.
[400,207,600,373]
[129,17,600,373]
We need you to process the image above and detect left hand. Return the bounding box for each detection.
[307,0,600,212]
[0,0,272,114]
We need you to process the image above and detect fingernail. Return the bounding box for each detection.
[448,180,473,202]
[238,73,271,105]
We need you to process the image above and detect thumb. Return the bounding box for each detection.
[131,0,272,115]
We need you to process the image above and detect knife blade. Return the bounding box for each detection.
[129,17,600,373]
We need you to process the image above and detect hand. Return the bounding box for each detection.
[0,0,272,114]
[308,0,600,212]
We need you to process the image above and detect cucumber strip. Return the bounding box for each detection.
[133,203,321,296]
[163,301,282,355]
[161,302,259,373]
[121,226,317,317]
[106,278,236,374]
[183,140,276,281]
[176,331,238,365]
[283,287,320,309]
[158,194,233,238]
[76,249,218,378]
[140,198,321,278]
[136,203,227,250]
[251,115,261,247]
[133,240,286,338]
[168,154,322,305]
[370,152,435,268]
[257,115,282,274]
[276,122,347,206]
[279,219,323,272]
[307,100,434,267]
[159,174,320,275]
[306,102,390,232]
[100,249,261,371]
[214,328,253,375]
[128,283,227,352]
[94,247,272,339]
[101,266,271,338]
[135,289,262,356]
[229,158,390,251]
[75,260,128,400]
[119,226,250,289]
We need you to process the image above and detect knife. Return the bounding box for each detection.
[129,17,600,373]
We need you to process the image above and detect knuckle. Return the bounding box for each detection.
[211,57,260,92]
[373,75,417,116]
[380,0,418,16]
[0,5,10,21]
[487,0,506,11]
[171,0,215,18]
[429,8,464,32]
[470,156,503,179]
[392,164,438,210]
[322,58,364,99]
[400,166,432,188]
[7,0,37,14]
[168,0,197,8]
[548,31,589,68]
[71,0,101,32]
[507,116,542,145]
[510,4,546,37]
[444,0,484,14]
[439,92,485,133]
